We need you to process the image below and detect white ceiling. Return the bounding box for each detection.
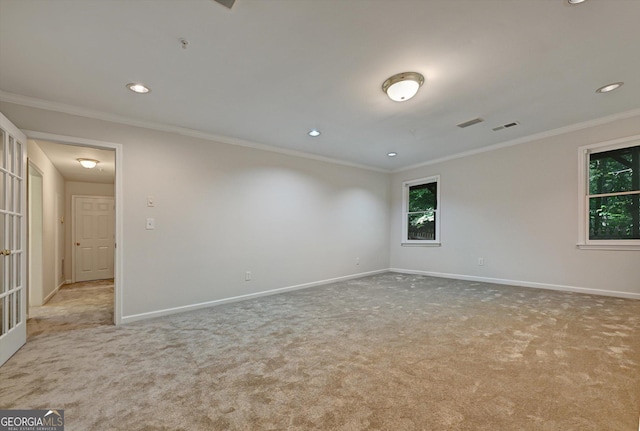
[1,0,638,171]
[33,140,115,184]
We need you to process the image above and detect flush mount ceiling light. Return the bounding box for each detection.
[387,152,398,157]
[77,158,99,169]
[126,83,151,94]
[596,82,624,93]
[382,72,425,102]
[568,0,587,4]
[308,129,321,137]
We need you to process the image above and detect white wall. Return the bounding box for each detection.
[390,114,640,297]
[26,140,66,303]
[64,181,115,282]
[0,102,391,320]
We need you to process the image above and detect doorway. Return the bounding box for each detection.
[27,163,44,309]
[25,131,123,325]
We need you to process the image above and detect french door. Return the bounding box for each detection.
[0,112,27,367]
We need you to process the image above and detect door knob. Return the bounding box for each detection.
[1,249,10,256]
[76,242,80,246]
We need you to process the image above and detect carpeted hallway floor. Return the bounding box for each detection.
[1,273,639,430]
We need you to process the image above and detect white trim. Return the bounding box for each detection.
[577,135,640,249]
[393,108,640,173]
[0,91,387,174]
[121,269,388,324]
[22,130,125,325]
[42,279,65,305]
[389,268,640,300]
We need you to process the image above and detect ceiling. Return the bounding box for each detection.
[32,140,115,184]
[1,0,638,171]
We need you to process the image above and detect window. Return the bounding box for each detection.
[402,176,440,245]
[578,137,640,249]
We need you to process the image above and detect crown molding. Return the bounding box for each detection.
[0,90,389,174]
[392,107,640,173]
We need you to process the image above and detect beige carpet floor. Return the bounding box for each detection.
[1,273,639,430]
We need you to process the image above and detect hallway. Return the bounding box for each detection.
[28,279,114,338]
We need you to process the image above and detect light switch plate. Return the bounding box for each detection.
[147,196,155,207]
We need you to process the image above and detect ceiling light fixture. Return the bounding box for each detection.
[382,72,425,102]
[387,152,398,157]
[567,0,587,4]
[595,82,624,93]
[126,83,151,94]
[77,158,99,169]
[308,129,321,137]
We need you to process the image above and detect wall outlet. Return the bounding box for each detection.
[146,218,155,230]
[478,257,484,266]
[356,257,360,265]
[245,271,252,281]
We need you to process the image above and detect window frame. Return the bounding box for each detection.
[577,135,640,250]
[402,175,441,246]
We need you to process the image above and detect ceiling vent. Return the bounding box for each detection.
[456,118,484,128]
[213,0,236,8]
[492,121,520,131]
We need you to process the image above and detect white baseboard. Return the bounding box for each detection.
[42,280,67,305]
[121,269,389,324]
[389,268,640,300]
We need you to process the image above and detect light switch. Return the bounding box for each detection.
[147,196,155,207]
[146,218,155,230]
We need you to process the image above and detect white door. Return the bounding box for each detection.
[0,112,27,367]
[73,196,115,282]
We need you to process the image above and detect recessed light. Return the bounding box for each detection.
[596,82,624,93]
[126,83,151,94]
[568,0,587,4]
[387,152,398,157]
[308,129,321,137]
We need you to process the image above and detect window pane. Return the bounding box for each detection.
[407,211,436,240]
[589,194,640,239]
[409,182,437,212]
[589,145,640,195]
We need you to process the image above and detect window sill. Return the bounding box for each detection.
[577,243,640,251]
[401,242,441,247]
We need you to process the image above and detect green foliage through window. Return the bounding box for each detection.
[407,182,437,240]
[588,145,640,240]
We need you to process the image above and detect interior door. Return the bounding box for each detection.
[73,196,115,282]
[0,112,27,367]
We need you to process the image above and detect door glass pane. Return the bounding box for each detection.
[16,290,21,325]
[0,252,5,294]
[14,214,21,250]
[7,137,14,174]
[0,130,4,169]
[14,177,21,217]
[8,293,14,330]
[15,251,21,288]
[15,141,23,177]
[0,172,5,211]
[7,254,13,291]
[7,215,13,250]
[0,297,5,335]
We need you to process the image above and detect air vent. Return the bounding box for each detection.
[457,118,484,128]
[213,0,235,8]
[492,121,520,131]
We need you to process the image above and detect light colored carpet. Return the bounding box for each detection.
[1,273,639,430]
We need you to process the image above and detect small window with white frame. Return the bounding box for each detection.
[402,175,440,245]
[578,136,640,249]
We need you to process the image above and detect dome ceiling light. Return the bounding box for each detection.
[382,72,425,102]
[77,158,99,169]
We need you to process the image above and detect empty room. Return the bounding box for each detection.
[0,1,639,430]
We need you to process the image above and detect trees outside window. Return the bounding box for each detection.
[402,176,440,245]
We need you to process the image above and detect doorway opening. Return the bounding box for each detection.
[27,163,44,312]
[24,131,123,330]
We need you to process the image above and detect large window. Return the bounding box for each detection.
[402,176,440,245]
[579,137,640,249]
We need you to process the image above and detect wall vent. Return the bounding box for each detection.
[492,121,520,131]
[456,118,484,128]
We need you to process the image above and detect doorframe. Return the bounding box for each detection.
[27,161,44,310]
[23,130,124,325]
[71,195,115,284]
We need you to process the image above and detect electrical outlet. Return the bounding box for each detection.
[478,257,484,266]
[245,271,252,281]
[146,218,155,230]
[356,257,360,265]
